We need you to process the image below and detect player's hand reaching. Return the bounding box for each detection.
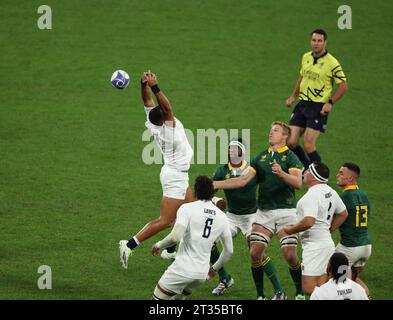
[272,159,284,177]
[141,72,149,85]
[145,70,158,87]
[151,244,161,256]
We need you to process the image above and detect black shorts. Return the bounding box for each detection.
[289,100,328,133]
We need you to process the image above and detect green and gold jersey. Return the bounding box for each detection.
[299,51,346,103]
[213,161,257,215]
[249,146,303,210]
[339,185,371,247]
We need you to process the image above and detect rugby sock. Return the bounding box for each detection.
[261,256,284,293]
[289,262,303,295]
[291,145,311,169]
[127,236,140,250]
[307,150,321,164]
[166,244,177,253]
[251,265,265,298]
[210,244,230,282]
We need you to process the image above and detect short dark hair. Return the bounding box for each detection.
[148,106,164,125]
[194,176,215,201]
[314,162,330,180]
[329,252,349,283]
[311,29,328,40]
[342,162,361,178]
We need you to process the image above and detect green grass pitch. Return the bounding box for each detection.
[1,0,393,299]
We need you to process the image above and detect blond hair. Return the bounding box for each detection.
[271,121,291,139]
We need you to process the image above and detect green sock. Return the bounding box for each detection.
[251,265,265,298]
[262,257,284,293]
[210,244,229,282]
[289,262,303,295]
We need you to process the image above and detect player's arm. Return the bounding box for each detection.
[286,76,303,107]
[208,228,233,280]
[330,81,348,105]
[145,72,175,125]
[271,160,302,189]
[283,216,316,235]
[329,209,348,232]
[151,223,186,256]
[213,167,255,190]
[141,72,155,108]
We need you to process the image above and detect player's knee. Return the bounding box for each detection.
[153,285,176,300]
[249,232,270,262]
[303,139,316,153]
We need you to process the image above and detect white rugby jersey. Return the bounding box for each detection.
[167,200,232,279]
[145,106,193,172]
[310,278,368,300]
[296,183,347,248]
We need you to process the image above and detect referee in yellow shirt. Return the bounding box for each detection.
[286,29,348,169]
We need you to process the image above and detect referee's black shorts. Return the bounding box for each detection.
[289,100,328,132]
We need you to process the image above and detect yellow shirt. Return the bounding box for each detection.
[299,51,346,103]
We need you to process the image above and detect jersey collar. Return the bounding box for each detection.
[267,146,288,154]
[343,184,359,192]
[228,160,247,171]
[312,50,328,64]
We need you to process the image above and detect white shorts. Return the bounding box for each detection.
[335,243,372,268]
[253,208,297,234]
[227,212,256,237]
[302,244,335,276]
[158,268,205,296]
[160,165,189,200]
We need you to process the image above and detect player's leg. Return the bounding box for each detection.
[119,196,185,268]
[211,214,238,295]
[162,187,194,258]
[153,283,177,300]
[288,126,310,169]
[303,128,321,164]
[352,266,370,296]
[277,232,304,299]
[210,242,234,295]
[277,210,304,299]
[288,101,310,169]
[303,102,327,165]
[250,221,284,299]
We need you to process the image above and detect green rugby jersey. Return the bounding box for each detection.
[213,161,257,215]
[339,185,371,247]
[249,146,303,210]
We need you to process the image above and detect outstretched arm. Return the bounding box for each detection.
[141,73,154,108]
[151,223,186,256]
[145,72,175,123]
[213,168,255,190]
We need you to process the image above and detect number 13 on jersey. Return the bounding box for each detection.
[355,205,368,227]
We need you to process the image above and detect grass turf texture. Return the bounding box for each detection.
[1,0,393,299]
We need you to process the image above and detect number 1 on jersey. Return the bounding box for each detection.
[202,218,213,238]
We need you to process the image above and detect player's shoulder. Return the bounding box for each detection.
[302,51,313,60]
[326,52,342,66]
